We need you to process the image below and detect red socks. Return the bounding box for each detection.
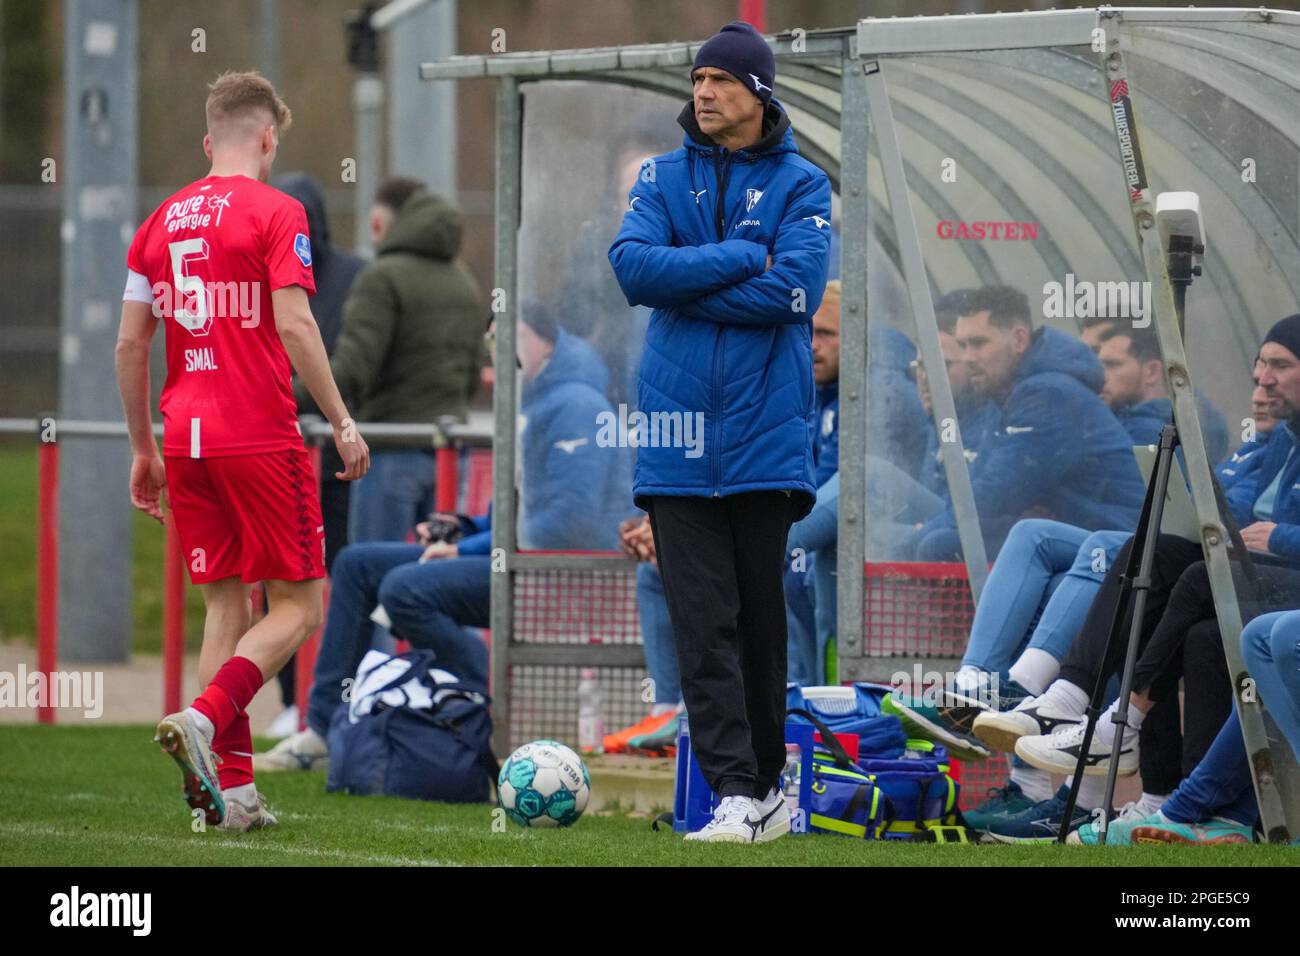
[191,655,265,739]
[212,711,254,790]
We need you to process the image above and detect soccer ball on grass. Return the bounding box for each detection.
[497,739,590,828]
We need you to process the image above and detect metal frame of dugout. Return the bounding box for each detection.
[421,7,1300,840]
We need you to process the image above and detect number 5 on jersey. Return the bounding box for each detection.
[169,238,212,335]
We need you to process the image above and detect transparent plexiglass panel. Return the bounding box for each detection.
[514,80,681,551]
[859,45,1251,563]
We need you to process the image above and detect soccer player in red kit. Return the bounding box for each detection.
[115,71,370,831]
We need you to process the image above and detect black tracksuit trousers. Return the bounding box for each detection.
[1057,535,1203,793]
[645,491,799,800]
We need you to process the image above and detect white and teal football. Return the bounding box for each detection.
[497,739,590,828]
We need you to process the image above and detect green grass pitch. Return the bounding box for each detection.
[1,725,1293,867]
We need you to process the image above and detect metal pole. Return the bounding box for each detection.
[163,511,185,716]
[257,0,281,86]
[59,0,138,662]
[353,74,384,257]
[347,6,383,256]
[490,76,521,757]
[386,0,457,200]
[836,41,869,678]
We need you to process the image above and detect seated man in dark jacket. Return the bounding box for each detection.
[912,286,1147,560]
[1098,323,1229,461]
[916,289,1001,498]
[869,326,930,479]
[258,306,630,770]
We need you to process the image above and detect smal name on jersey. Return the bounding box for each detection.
[185,347,219,372]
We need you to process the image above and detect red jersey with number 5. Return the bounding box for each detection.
[126,173,316,458]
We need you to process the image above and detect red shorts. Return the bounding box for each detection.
[165,449,325,585]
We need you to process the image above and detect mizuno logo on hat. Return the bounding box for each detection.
[749,73,772,95]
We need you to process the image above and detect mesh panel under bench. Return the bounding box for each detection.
[951,754,1013,811]
[513,566,642,645]
[862,561,976,658]
[507,664,648,751]
[506,564,645,749]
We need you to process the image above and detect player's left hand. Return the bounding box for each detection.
[129,454,167,525]
[1241,521,1276,555]
[418,541,459,563]
[333,418,371,481]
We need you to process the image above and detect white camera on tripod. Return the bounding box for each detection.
[1155,191,1206,255]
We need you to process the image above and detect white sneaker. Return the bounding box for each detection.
[219,788,279,832]
[254,727,329,772]
[155,710,226,826]
[753,787,792,842]
[265,705,299,740]
[684,792,790,844]
[1015,720,1139,777]
[972,694,1082,753]
[1067,800,1162,845]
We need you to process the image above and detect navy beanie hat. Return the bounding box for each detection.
[1264,314,1300,361]
[692,21,775,107]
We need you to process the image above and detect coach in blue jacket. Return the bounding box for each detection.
[608,21,831,842]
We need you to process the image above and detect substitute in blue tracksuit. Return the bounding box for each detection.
[608,21,831,841]
[913,290,1001,509]
[517,311,630,551]
[913,286,1146,559]
[814,380,839,486]
[1113,394,1229,462]
[919,398,1000,497]
[869,327,931,479]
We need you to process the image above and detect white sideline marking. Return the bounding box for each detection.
[0,822,455,867]
[276,813,458,835]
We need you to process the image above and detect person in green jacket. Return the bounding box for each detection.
[297,186,485,543]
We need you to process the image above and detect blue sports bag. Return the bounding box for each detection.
[326,649,498,803]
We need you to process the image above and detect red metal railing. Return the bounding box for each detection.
[36,437,59,725]
[19,416,489,724]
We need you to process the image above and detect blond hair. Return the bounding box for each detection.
[823,279,842,301]
[205,70,291,142]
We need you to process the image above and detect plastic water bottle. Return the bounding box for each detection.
[577,668,604,755]
[782,744,802,814]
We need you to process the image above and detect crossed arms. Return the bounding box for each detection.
[608,168,832,328]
